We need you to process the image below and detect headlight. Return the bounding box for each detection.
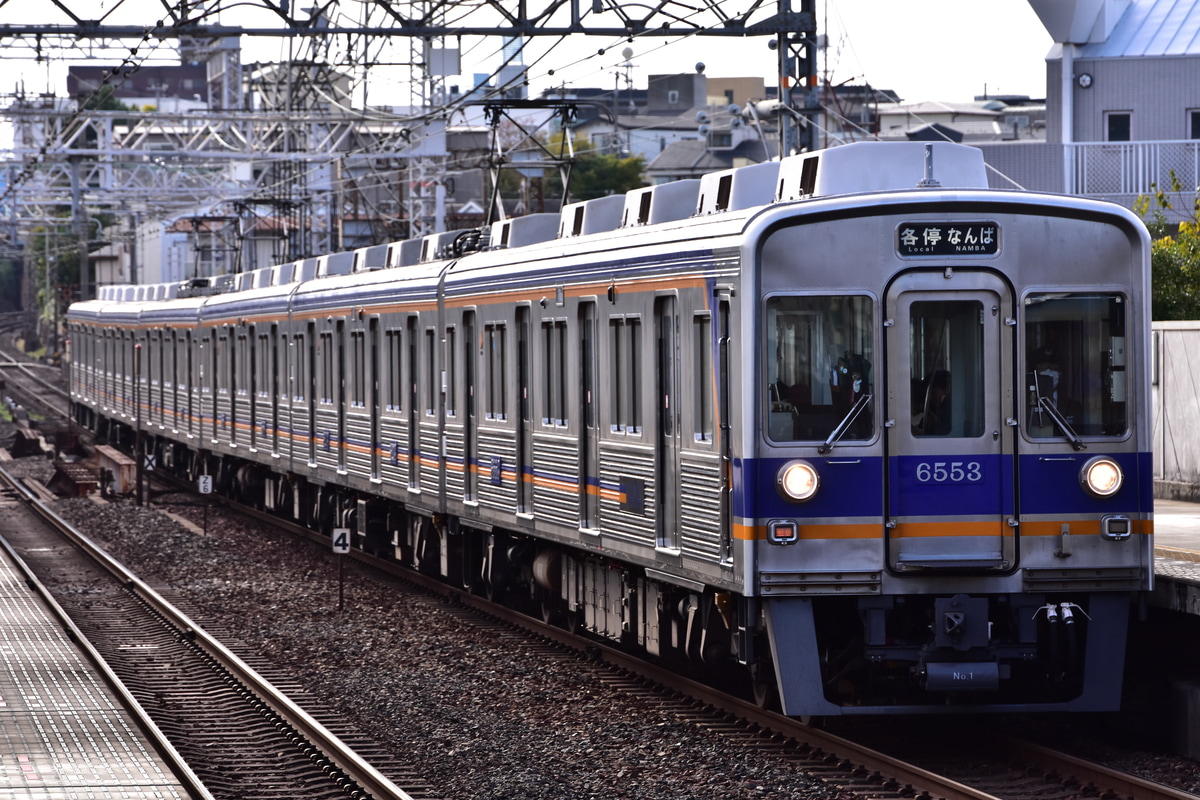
[1080,457,1123,498]
[778,460,820,502]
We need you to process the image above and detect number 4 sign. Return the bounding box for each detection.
[332,528,351,554]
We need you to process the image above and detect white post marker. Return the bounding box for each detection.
[332,527,351,554]
[332,527,351,610]
[198,475,213,534]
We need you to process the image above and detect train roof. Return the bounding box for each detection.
[69,141,1140,325]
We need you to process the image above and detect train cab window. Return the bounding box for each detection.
[765,295,873,442]
[1024,293,1127,439]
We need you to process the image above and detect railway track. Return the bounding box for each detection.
[0,462,438,800]
[145,477,1200,800]
[0,335,1193,800]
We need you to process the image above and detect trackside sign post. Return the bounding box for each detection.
[198,476,213,534]
[333,527,350,610]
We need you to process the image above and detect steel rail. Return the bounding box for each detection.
[0,463,214,800]
[990,735,1200,800]
[203,487,1006,800]
[1,464,416,800]
[154,471,1191,800]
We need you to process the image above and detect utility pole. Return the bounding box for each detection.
[69,157,90,302]
[775,0,818,156]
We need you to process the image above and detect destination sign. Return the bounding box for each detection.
[897,221,999,257]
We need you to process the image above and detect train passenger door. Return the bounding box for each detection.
[185,332,194,438]
[271,324,281,456]
[369,317,380,480]
[655,295,681,551]
[407,315,419,489]
[463,311,477,502]
[306,322,317,466]
[248,325,258,450]
[516,306,532,514]
[337,320,347,472]
[885,271,1015,571]
[579,301,599,531]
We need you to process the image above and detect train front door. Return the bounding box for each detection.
[884,271,1016,572]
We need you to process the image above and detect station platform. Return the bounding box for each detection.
[0,542,197,798]
[1150,499,1200,615]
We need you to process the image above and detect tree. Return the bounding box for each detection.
[1135,171,1200,320]
[568,148,646,201]
[543,134,646,203]
[1149,221,1200,320]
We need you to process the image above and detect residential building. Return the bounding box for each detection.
[980,0,1200,211]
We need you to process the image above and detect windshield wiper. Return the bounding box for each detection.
[818,394,872,454]
[1038,397,1086,451]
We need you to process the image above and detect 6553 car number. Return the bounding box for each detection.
[915,461,983,485]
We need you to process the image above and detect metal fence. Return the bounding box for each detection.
[1072,140,1200,213]
[1152,322,1200,500]
[976,140,1200,215]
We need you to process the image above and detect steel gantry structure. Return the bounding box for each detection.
[0,0,817,305]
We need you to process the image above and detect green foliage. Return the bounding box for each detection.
[538,134,646,202]
[1151,220,1200,320]
[1138,170,1200,320]
[567,149,647,201]
[80,85,134,113]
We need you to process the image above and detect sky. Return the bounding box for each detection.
[0,0,1058,107]
[511,0,1057,105]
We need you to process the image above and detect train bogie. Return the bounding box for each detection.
[68,141,1153,716]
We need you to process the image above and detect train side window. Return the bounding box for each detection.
[293,333,306,403]
[765,295,874,442]
[384,329,402,411]
[445,326,457,417]
[425,328,437,415]
[236,330,250,397]
[609,316,642,434]
[319,331,334,405]
[542,319,568,427]
[693,313,713,443]
[485,322,507,421]
[257,332,271,399]
[350,330,366,408]
[215,329,228,397]
[1024,293,1127,438]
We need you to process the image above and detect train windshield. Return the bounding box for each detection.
[1024,292,1127,439]
[766,295,874,442]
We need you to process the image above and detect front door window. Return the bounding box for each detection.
[909,300,985,439]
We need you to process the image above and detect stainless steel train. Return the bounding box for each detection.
[67,141,1154,715]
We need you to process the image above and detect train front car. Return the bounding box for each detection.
[748,142,1152,715]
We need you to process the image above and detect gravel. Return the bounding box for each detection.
[46,487,848,800]
[5,439,1196,799]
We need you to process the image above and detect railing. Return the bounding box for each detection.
[1070,139,1200,206]
[976,139,1200,214]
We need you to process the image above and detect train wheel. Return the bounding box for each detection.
[750,662,780,712]
[538,593,566,626]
